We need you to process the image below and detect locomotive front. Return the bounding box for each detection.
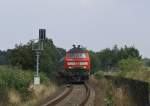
[64,45,90,82]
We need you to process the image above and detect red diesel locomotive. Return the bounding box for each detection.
[64,45,91,82]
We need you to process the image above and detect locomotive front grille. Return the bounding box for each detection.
[67,62,88,65]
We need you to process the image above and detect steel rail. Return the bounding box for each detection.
[42,85,73,106]
[43,82,95,106]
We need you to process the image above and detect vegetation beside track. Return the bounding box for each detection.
[91,58,150,106]
[0,66,58,106]
[90,72,149,106]
[0,37,150,105]
[0,38,65,79]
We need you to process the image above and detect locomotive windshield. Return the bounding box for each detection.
[68,53,87,58]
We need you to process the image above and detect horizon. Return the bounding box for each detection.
[0,36,147,59]
[0,0,149,58]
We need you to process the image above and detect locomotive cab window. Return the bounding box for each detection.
[68,53,88,58]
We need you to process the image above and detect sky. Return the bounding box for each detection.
[0,0,150,57]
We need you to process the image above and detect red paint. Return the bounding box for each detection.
[64,49,91,71]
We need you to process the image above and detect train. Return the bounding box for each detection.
[64,45,91,82]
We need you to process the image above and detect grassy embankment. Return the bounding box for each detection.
[110,58,150,83]
[112,68,150,83]
[90,72,116,106]
[90,68,150,106]
[0,66,58,106]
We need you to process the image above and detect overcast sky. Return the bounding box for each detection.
[0,0,150,57]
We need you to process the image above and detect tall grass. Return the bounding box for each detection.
[0,66,57,106]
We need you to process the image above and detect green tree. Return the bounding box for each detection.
[8,39,65,77]
[118,58,144,71]
[8,42,35,69]
[0,50,9,65]
[39,39,65,77]
[97,48,114,70]
[89,51,100,73]
[119,45,141,60]
[143,58,150,67]
[96,45,141,71]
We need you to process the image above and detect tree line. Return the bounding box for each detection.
[0,39,65,78]
[0,39,150,75]
[90,45,144,73]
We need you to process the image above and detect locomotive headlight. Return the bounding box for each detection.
[67,62,75,65]
[83,66,87,69]
[69,66,72,69]
[80,62,88,65]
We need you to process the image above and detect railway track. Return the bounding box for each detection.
[42,82,95,106]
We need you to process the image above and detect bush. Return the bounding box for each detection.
[0,66,50,102]
[8,39,65,78]
[0,79,8,103]
[94,71,104,79]
[0,67,32,101]
[118,58,144,71]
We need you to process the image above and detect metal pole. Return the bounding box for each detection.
[41,41,44,50]
[36,51,40,76]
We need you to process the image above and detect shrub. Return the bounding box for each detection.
[0,66,50,103]
[0,79,8,104]
[94,71,104,79]
[118,58,144,71]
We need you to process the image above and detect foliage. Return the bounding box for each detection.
[8,42,35,69]
[39,39,65,77]
[0,66,50,103]
[105,89,115,106]
[0,50,9,65]
[114,67,150,83]
[0,66,32,101]
[143,58,150,67]
[0,37,143,75]
[7,39,65,77]
[94,71,104,79]
[96,45,141,70]
[0,78,8,104]
[118,58,144,71]
[89,51,100,73]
